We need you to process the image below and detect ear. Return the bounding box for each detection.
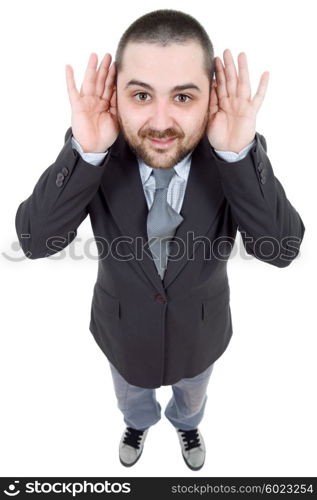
[110,87,117,115]
[209,80,218,116]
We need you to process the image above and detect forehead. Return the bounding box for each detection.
[120,41,206,86]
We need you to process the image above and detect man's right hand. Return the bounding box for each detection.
[65,52,120,153]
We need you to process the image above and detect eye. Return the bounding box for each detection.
[134,92,151,101]
[175,94,192,103]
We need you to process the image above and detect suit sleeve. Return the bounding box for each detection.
[210,132,305,268]
[15,126,111,259]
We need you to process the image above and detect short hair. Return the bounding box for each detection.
[114,9,215,84]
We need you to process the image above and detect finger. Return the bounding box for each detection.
[252,71,270,112]
[81,52,98,96]
[214,56,228,99]
[102,61,117,102]
[96,53,112,98]
[65,64,80,105]
[223,49,238,96]
[236,52,251,99]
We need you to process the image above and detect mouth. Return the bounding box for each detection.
[148,137,177,147]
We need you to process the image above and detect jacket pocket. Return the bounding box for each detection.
[202,288,229,321]
[93,282,121,318]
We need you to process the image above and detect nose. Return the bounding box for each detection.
[148,98,175,132]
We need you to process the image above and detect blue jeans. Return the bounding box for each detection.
[108,362,214,431]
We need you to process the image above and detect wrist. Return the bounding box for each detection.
[215,141,253,154]
[71,136,108,155]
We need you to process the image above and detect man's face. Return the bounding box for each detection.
[116,41,211,169]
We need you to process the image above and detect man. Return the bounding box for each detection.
[15,9,305,471]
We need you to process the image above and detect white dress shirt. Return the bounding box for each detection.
[71,136,255,213]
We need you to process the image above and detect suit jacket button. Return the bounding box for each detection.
[61,167,69,176]
[257,161,264,172]
[260,174,267,184]
[56,172,64,181]
[56,178,63,187]
[155,294,166,303]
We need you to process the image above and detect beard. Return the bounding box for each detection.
[117,108,210,169]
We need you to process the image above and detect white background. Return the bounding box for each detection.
[1,0,315,478]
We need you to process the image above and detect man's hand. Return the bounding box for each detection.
[207,49,270,153]
[65,52,120,153]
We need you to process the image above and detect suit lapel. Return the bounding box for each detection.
[100,132,224,293]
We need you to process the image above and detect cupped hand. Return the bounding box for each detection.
[65,52,120,153]
[207,49,270,153]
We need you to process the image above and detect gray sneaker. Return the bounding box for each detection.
[176,428,206,470]
[119,426,149,467]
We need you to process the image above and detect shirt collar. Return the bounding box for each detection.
[138,150,193,186]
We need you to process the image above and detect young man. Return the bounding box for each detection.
[15,9,305,470]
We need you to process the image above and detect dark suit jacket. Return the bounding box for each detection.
[15,127,305,388]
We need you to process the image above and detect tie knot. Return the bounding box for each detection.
[152,167,176,189]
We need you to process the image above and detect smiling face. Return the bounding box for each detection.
[116,41,211,169]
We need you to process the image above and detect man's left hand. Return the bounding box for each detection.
[207,49,270,153]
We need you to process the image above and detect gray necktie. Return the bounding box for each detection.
[146,167,184,279]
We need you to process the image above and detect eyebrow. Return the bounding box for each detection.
[124,79,201,93]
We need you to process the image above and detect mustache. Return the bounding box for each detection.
[139,128,184,140]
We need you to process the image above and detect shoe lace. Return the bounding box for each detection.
[179,428,201,451]
[123,427,144,449]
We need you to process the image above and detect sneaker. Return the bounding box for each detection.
[119,426,149,467]
[176,428,206,470]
